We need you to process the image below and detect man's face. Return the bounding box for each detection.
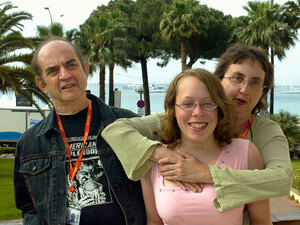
[35,41,88,107]
[221,59,265,120]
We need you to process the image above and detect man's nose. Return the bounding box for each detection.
[58,67,71,80]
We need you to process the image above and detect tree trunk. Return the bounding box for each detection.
[270,0,274,114]
[109,64,115,106]
[181,37,187,72]
[99,64,106,102]
[140,56,151,115]
[270,47,274,114]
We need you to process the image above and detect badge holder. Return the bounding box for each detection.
[65,207,81,225]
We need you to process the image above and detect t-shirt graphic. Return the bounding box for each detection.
[60,102,126,224]
[66,135,112,209]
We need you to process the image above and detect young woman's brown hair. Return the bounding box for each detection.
[159,68,237,147]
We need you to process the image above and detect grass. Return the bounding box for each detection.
[291,158,300,191]
[0,159,22,221]
[292,158,300,174]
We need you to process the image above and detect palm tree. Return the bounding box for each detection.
[80,15,108,101]
[80,7,131,105]
[36,22,64,40]
[0,2,50,117]
[128,0,170,115]
[234,1,297,114]
[160,0,205,71]
[36,22,79,43]
[283,0,300,33]
[96,9,130,106]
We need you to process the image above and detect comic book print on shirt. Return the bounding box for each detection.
[65,135,113,209]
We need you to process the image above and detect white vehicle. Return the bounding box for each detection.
[0,106,50,146]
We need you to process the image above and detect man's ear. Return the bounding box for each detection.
[35,76,48,94]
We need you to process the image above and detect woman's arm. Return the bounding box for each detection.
[141,170,164,225]
[211,117,293,212]
[102,114,163,180]
[247,199,271,225]
[246,142,271,225]
[102,113,203,191]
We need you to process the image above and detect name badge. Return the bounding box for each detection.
[65,207,81,225]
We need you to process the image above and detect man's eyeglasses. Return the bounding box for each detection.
[175,102,218,112]
[223,75,266,91]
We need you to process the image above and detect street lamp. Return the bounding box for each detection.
[44,7,53,25]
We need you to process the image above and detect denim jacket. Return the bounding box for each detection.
[14,94,146,225]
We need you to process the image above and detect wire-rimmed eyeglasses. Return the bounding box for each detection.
[223,75,266,91]
[175,102,218,112]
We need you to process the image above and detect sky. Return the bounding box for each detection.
[7,0,300,85]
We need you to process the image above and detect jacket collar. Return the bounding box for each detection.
[38,94,117,136]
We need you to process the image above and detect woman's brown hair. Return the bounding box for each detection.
[215,43,274,114]
[159,68,237,148]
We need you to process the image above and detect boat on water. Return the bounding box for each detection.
[123,83,167,93]
[135,83,167,93]
[281,86,300,94]
[122,83,143,90]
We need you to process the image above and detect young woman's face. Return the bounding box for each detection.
[175,76,218,145]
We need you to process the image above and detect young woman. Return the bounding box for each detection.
[141,68,270,224]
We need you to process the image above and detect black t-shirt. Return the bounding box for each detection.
[60,100,126,225]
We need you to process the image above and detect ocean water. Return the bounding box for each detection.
[87,83,300,116]
[0,83,299,116]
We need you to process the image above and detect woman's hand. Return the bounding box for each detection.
[159,150,213,189]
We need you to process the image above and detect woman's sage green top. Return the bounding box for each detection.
[102,113,293,212]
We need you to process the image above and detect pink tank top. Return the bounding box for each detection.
[151,138,249,225]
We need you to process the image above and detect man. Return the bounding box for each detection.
[14,37,146,225]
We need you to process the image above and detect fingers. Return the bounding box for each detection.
[163,178,204,193]
[171,181,187,191]
[158,156,177,165]
[159,164,175,173]
[176,149,192,159]
[157,150,185,165]
[182,182,204,193]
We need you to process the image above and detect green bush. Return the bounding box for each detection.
[268,110,300,150]
[0,147,16,155]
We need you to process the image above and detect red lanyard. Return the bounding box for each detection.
[56,100,92,193]
[239,114,253,139]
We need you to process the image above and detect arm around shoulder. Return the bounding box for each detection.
[102,113,163,180]
[210,118,294,212]
[253,117,293,195]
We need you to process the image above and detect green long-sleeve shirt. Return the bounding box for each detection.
[102,113,293,212]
